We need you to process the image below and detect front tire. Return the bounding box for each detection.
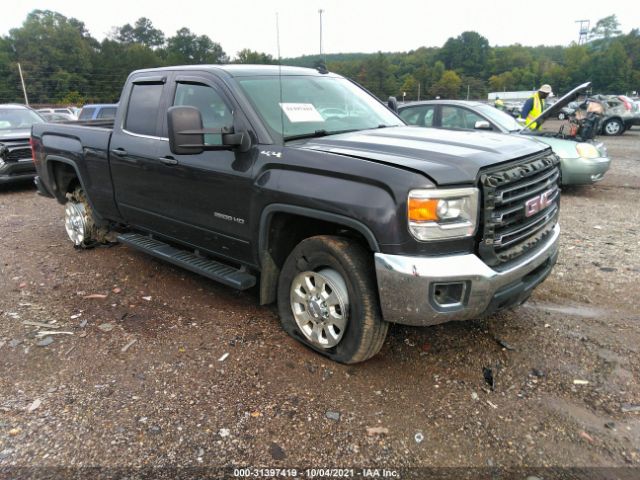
[277,235,388,364]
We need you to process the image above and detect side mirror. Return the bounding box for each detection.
[168,106,205,155]
[387,96,398,113]
[474,120,492,130]
[167,106,252,155]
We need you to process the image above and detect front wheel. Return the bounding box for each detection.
[277,235,388,364]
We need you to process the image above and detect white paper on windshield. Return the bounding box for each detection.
[279,103,324,123]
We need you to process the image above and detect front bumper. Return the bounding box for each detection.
[560,156,611,185]
[374,224,560,326]
[0,159,36,184]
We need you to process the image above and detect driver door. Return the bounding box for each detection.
[153,75,257,264]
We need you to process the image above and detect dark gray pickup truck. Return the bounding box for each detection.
[31,65,561,363]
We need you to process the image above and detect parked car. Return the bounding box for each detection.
[618,95,640,129]
[37,107,78,119]
[40,112,76,123]
[31,65,560,363]
[78,104,118,121]
[0,104,44,184]
[577,95,636,135]
[397,82,610,186]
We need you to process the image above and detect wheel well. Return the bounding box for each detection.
[258,212,373,305]
[49,161,80,200]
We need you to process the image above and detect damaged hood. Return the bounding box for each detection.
[521,82,591,131]
[296,126,549,185]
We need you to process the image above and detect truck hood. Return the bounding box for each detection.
[520,82,591,132]
[0,128,31,143]
[296,126,549,185]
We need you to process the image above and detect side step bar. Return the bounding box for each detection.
[117,233,256,290]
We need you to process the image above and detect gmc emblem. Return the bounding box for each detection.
[525,189,554,217]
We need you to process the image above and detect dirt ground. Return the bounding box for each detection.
[1,124,639,477]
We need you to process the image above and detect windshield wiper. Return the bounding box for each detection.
[283,129,359,142]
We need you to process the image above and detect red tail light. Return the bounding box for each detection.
[29,137,35,162]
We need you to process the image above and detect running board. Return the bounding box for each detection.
[117,233,256,290]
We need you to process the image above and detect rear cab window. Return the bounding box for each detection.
[78,108,95,120]
[97,107,117,120]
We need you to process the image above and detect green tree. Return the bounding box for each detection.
[589,40,632,93]
[116,17,165,48]
[234,49,275,64]
[589,15,622,41]
[399,74,418,101]
[165,28,227,65]
[439,31,489,77]
[429,70,462,99]
[7,10,95,103]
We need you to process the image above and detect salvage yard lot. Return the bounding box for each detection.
[1,125,639,469]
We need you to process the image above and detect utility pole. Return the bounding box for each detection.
[417,82,421,101]
[18,63,29,106]
[318,9,324,58]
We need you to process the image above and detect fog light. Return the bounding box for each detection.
[431,281,468,310]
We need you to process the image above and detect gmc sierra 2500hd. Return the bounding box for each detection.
[31,65,561,363]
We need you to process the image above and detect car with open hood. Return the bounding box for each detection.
[397,82,610,186]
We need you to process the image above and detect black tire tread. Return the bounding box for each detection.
[278,235,388,364]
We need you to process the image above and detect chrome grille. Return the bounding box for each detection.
[479,152,560,267]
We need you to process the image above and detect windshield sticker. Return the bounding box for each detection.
[279,103,324,123]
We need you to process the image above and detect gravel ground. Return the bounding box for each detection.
[1,125,639,476]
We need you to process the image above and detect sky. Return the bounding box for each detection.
[1,0,639,58]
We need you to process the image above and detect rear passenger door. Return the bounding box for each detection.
[110,75,170,231]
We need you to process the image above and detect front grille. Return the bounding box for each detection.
[478,152,560,267]
[5,147,32,162]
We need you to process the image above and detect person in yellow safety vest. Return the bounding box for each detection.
[494,97,504,110]
[521,84,553,130]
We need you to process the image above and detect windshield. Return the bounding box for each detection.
[475,104,522,132]
[0,108,44,131]
[237,75,403,141]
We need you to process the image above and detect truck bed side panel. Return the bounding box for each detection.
[33,123,121,221]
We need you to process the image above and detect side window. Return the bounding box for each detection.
[125,83,164,136]
[399,105,435,127]
[78,107,95,121]
[461,109,485,129]
[421,106,435,127]
[174,83,232,145]
[441,106,484,129]
[399,107,422,125]
[97,107,117,120]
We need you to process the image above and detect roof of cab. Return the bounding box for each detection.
[131,64,338,78]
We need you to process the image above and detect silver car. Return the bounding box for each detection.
[397,83,610,186]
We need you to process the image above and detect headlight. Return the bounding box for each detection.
[408,187,479,241]
[576,143,600,159]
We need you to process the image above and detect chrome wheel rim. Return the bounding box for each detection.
[605,121,620,135]
[64,201,88,246]
[290,268,349,349]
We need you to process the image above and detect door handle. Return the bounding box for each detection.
[111,148,128,157]
[159,156,179,166]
